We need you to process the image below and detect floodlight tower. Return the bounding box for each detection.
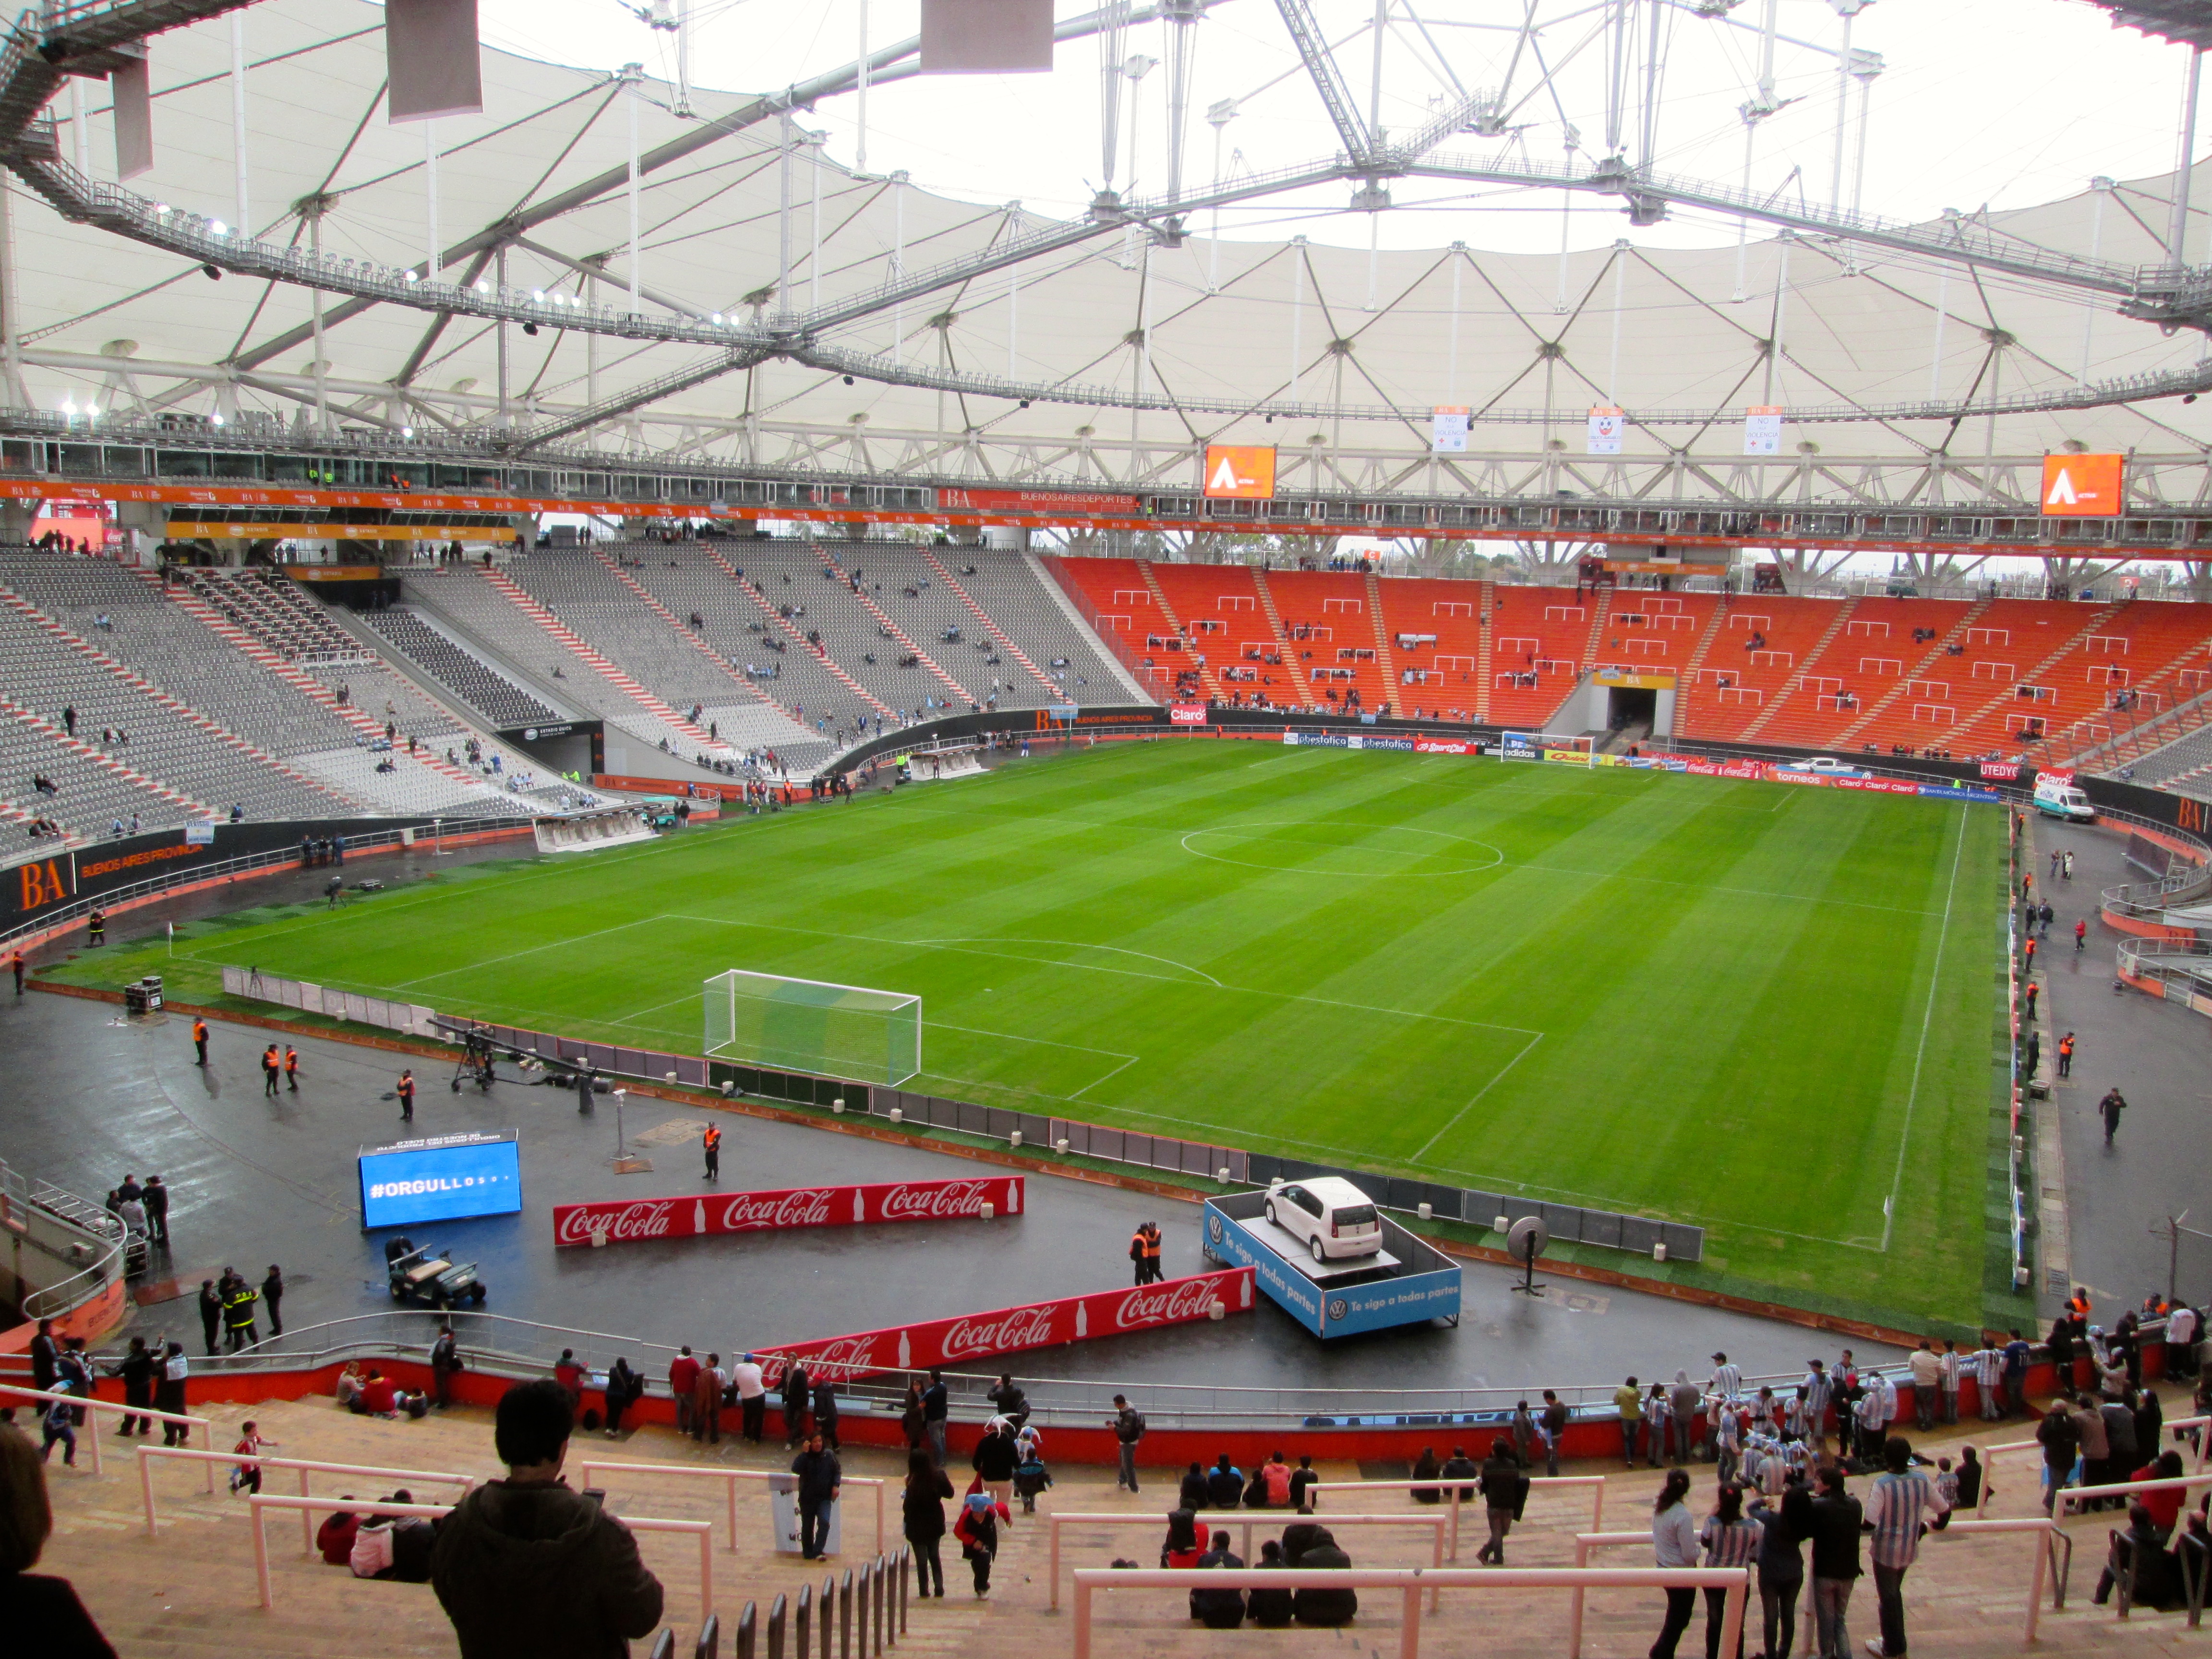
[1826,0,1873,211]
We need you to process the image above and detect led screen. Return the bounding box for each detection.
[358,1131,522,1229]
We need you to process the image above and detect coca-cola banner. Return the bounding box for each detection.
[757,1267,1255,1384]
[551,1176,1023,1249]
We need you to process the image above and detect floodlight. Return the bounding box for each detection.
[209,220,227,236]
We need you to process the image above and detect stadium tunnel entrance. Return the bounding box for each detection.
[1607,685,1657,733]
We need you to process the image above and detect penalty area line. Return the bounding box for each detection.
[1409,1031,1545,1163]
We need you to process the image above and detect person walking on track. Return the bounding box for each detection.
[2075,919,2088,952]
[261,1044,280,1097]
[192,1016,209,1066]
[702,1123,721,1181]
[2057,1033,2076,1080]
[2100,1089,2126,1146]
[283,1046,299,1091]
[397,1070,416,1122]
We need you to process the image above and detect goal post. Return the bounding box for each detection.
[703,969,922,1087]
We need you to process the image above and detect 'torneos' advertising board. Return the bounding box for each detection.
[551,1176,1023,1248]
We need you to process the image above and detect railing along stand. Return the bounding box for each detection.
[764,1592,784,1659]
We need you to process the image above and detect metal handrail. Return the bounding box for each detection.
[0,1155,128,1320]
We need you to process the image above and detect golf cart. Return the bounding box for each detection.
[384,1236,488,1308]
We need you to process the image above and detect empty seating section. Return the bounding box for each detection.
[1371,577,1486,721]
[1054,557,1200,696]
[1592,589,1724,721]
[1264,571,1393,713]
[400,566,719,757]
[0,552,373,766]
[913,547,1135,701]
[0,597,342,823]
[1747,598,1970,750]
[181,569,372,661]
[604,543,888,742]
[1857,598,2105,754]
[1476,585,1585,729]
[361,609,560,730]
[1953,599,2212,760]
[0,700,193,839]
[1675,597,1838,742]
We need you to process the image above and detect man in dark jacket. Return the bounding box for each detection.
[429,1379,663,1659]
[1189,1528,1246,1629]
[793,1432,842,1561]
[1292,1529,1358,1626]
[1204,1453,1245,1508]
[1807,1466,1863,1659]
[782,1361,810,1448]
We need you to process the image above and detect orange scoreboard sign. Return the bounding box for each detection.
[1202,445,1278,499]
[2041,453,2125,517]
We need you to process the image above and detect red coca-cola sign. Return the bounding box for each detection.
[755,1265,1255,1384]
[551,1176,1023,1249]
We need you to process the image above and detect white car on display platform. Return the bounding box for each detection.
[1263,1176,1384,1262]
[1779,756,1868,777]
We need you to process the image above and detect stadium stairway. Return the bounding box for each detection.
[479,565,734,756]
[1476,581,1495,722]
[1766,598,1976,751]
[1364,569,1402,706]
[1135,563,1229,704]
[32,1383,2202,1659]
[1662,596,1733,739]
[813,548,970,706]
[1832,596,1994,749]
[1734,597,1859,742]
[0,694,210,828]
[152,578,495,800]
[1245,567,1301,709]
[703,546,902,723]
[1266,570,1393,717]
[1942,599,2128,754]
[2010,602,2212,766]
[0,590,355,817]
[1368,574,1485,721]
[586,547,813,731]
[920,550,1073,705]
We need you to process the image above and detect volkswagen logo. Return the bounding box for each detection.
[1206,1213,1223,1242]
[1327,1298,1348,1321]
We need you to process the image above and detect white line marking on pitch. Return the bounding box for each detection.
[906,938,1224,988]
[1878,802,1969,1252]
[1409,1032,1546,1162]
[389,917,663,989]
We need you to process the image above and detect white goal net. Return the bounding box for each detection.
[703,969,922,1086]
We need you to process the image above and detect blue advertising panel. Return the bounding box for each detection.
[358,1130,522,1229]
[1202,1197,1461,1340]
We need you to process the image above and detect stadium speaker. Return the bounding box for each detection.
[386,0,485,122]
[920,0,1053,74]
[1507,1215,1549,1297]
[202,264,222,280]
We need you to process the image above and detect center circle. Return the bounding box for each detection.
[1179,822,1505,878]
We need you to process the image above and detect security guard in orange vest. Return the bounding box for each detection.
[283,1046,300,1092]
[397,1069,416,1122]
[261,1044,281,1098]
[702,1123,722,1182]
[2056,1031,2075,1079]
[191,1016,209,1066]
[1129,1221,1163,1286]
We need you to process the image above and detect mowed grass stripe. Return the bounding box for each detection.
[114,742,1997,1323]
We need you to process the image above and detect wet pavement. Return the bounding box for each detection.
[8,979,1897,1399]
[2029,816,2212,1323]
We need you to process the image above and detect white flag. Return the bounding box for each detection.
[1743,406,1783,456]
[1587,407,1624,455]
[1431,406,1470,453]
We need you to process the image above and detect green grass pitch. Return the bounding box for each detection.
[90,741,2008,1327]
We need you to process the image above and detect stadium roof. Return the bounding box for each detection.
[11,0,2212,498]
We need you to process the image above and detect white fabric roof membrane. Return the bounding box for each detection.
[13,0,2212,483]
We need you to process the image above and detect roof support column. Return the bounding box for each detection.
[230,12,249,238]
[2172,46,2204,266]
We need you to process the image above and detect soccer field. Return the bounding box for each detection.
[105,742,2010,1328]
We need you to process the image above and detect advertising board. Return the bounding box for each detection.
[358,1131,523,1229]
[551,1176,1022,1248]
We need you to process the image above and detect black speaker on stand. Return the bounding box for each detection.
[1507,1215,1550,1297]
